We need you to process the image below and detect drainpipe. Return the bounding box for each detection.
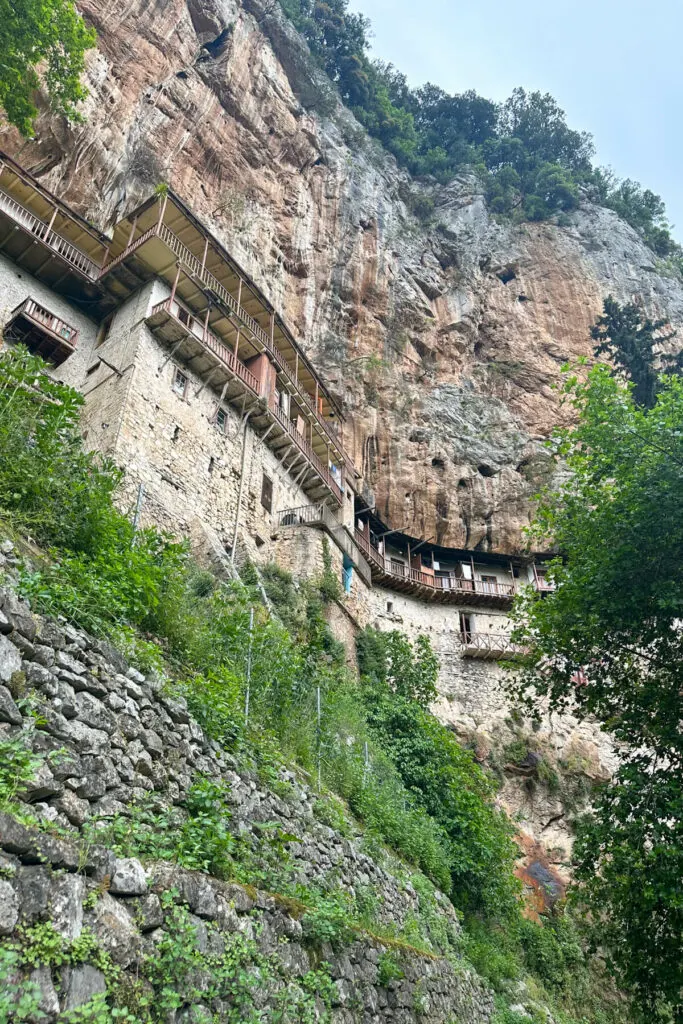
[229,409,253,564]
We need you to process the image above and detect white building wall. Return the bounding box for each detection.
[0,252,98,349]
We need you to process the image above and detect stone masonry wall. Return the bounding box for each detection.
[55,277,338,569]
[0,576,494,1023]
[0,254,98,351]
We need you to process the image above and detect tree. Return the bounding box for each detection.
[0,0,95,136]
[591,295,677,408]
[511,366,683,1017]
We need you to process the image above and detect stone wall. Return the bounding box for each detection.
[0,580,494,1023]
[54,277,341,569]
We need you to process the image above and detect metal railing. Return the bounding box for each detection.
[11,298,79,348]
[0,188,101,280]
[460,632,527,658]
[104,218,355,474]
[150,298,260,394]
[277,504,372,584]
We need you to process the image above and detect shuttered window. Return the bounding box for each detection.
[261,473,273,512]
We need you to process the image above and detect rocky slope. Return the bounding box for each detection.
[4,0,683,551]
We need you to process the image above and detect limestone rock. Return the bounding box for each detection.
[0,878,19,934]
[49,874,85,940]
[61,965,107,1012]
[30,966,60,1019]
[0,637,21,686]
[110,858,148,896]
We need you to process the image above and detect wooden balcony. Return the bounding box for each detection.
[0,186,101,282]
[277,504,371,585]
[148,297,260,396]
[459,632,527,660]
[5,298,79,365]
[354,530,516,607]
[147,299,344,506]
[100,202,357,479]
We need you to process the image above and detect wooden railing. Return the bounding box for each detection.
[150,297,342,503]
[11,298,79,348]
[104,218,355,475]
[150,298,260,394]
[271,405,343,503]
[354,530,517,600]
[460,632,527,658]
[0,188,100,280]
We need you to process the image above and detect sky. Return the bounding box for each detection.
[348,0,683,240]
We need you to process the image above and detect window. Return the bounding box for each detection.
[96,314,113,348]
[173,368,188,397]
[460,613,473,642]
[261,473,273,512]
[208,457,215,475]
[386,601,393,613]
[215,408,227,433]
[480,574,498,594]
[177,306,191,327]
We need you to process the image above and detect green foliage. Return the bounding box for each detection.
[356,627,438,705]
[377,949,405,985]
[0,348,187,638]
[512,366,683,1018]
[0,0,95,136]
[0,711,45,812]
[278,2,681,254]
[87,778,236,878]
[591,295,679,408]
[0,946,43,1023]
[300,888,355,949]
[358,628,519,918]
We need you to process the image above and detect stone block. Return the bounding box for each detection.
[50,873,85,940]
[0,635,21,685]
[61,965,107,1012]
[54,790,90,827]
[0,878,19,934]
[0,683,22,724]
[110,858,147,896]
[22,764,63,803]
[30,966,60,1019]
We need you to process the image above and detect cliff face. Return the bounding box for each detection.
[4,0,683,550]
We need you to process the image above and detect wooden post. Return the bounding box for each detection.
[470,555,476,590]
[233,327,241,357]
[295,352,299,381]
[203,305,211,342]
[126,216,138,249]
[270,311,275,348]
[201,236,209,270]
[45,206,59,236]
[236,278,243,309]
[158,194,168,225]
[314,381,319,413]
[170,263,181,306]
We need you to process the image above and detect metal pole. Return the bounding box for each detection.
[244,606,254,725]
[229,410,252,563]
[131,483,145,542]
[316,686,322,792]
